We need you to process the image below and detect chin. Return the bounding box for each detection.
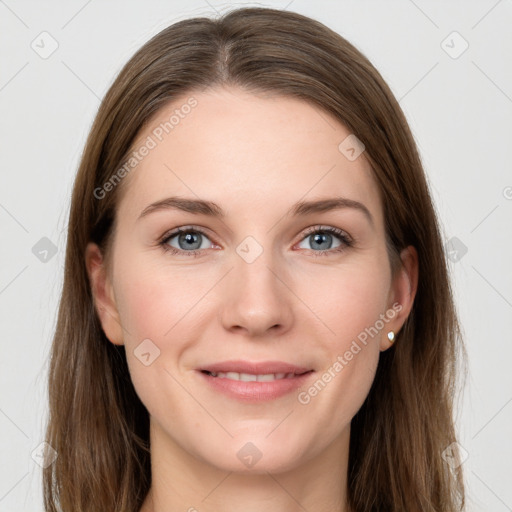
[195,433,312,475]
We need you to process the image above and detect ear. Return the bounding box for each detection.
[380,245,419,351]
[85,242,124,345]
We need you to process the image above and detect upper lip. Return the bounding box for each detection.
[199,360,314,375]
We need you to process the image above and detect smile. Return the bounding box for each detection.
[197,362,315,402]
[202,370,309,381]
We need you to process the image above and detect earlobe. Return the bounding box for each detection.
[381,245,419,351]
[85,242,125,346]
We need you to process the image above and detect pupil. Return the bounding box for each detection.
[312,232,331,250]
[180,232,201,250]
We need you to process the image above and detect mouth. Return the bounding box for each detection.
[196,360,315,402]
[200,369,313,381]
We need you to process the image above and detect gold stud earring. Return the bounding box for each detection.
[387,331,395,343]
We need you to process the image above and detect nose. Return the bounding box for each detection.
[219,246,294,338]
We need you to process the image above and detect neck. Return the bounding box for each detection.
[140,418,350,512]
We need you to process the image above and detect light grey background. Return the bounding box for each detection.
[1,1,511,510]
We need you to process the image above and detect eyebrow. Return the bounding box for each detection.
[137,196,374,226]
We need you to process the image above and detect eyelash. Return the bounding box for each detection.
[158,225,354,258]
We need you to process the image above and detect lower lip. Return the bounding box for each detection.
[197,371,315,402]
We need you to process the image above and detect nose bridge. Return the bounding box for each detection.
[219,235,294,335]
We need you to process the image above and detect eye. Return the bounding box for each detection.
[159,227,215,257]
[158,225,353,258]
[296,226,353,256]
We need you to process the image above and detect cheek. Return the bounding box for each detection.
[114,254,213,342]
[114,270,193,421]
[294,258,389,411]
[296,256,391,345]
[112,255,218,403]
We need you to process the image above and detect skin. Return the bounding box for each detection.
[86,86,418,512]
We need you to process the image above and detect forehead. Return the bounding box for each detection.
[116,86,383,227]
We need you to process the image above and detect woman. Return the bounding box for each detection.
[43,6,466,511]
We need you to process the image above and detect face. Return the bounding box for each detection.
[86,86,416,475]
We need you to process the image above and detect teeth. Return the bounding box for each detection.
[257,374,275,381]
[207,371,299,381]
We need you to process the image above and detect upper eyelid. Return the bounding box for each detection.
[161,225,215,242]
[301,225,351,239]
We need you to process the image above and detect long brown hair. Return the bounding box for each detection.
[43,7,466,511]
